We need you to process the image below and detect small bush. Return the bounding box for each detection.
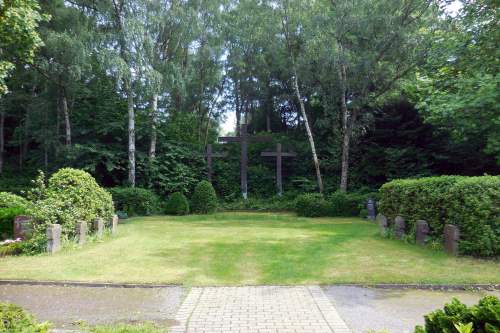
[0,207,26,239]
[0,192,29,210]
[165,192,190,215]
[328,191,365,217]
[414,295,500,333]
[108,187,161,216]
[0,302,50,332]
[191,181,218,214]
[379,175,500,257]
[295,193,329,217]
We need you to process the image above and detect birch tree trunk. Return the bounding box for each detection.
[292,66,324,193]
[125,80,136,187]
[61,87,71,146]
[149,93,158,160]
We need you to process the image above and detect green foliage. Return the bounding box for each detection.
[108,187,161,217]
[0,207,25,239]
[165,192,189,215]
[222,194,297,212]
[21,168,114,254]
[0,302,50,333]
[89,323,164,333]
[379,176,500,257]
[414,296,500,333]
[328,191,365,217]
[191,181,218,214]
[0,192,29,209]
[295,193,329,217]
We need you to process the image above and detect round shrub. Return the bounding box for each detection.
[29,168,114,238]
[295,193,329,217]
[191,181,218,214]
[108,187,161,216]
[0,302,50,332]
[0,192,29,210]
[165,192,189,215]
[328,191,364,217]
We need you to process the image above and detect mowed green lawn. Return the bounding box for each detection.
[1,213,498,285]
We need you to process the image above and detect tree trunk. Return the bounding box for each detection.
[61,87,71,146]
[149,94,158,160]
[292,67,324,193]
[125,80,136,187]
[337,41,352,192]
[0,110,4,174]
[235,79,241,135]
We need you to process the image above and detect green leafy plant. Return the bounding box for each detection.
[414,295,500,333]
[379,175,500,257]
[165,192,190,215]
[108,187,162,216]
[0,207,25,239]
[191,181,218,214]
[328,191,366,217]
[0,192,29,210]
[0,302,50,333]
[295,193,329,217]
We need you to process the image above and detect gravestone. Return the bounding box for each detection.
[203,144,227,182]
[219,124,272,199]
[366,198,377,221]
[75,220,87,245]
[46,224,61,254]
[261,143,296,196]
[13,216,33,240]
[394,216,406,239]
[444,224,460,256]
[415,220,429,245]
[93,218,104,239]
[376,214,388,235]
[111,215,119,235]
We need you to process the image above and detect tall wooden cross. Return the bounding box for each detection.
[203,144,227,182]
[261,143,296,196]
[218,124,272,199]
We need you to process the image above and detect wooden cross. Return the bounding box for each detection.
[218,124,272,199]
[203,144,227,182]
[261,143,296,196]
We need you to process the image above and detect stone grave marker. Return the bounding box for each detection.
[13,216,33,240]
[376,214,388,235]
[444,224,460,256]
[366,198,377,221]
[46,224,62,254]
[415,220,429,245]
[75,220,87,245]
[93,218,104,239]
[111,215,119,235]
[261,143,296,196]
[394,216,406,239]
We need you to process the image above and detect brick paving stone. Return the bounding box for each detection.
[170,286,351,333]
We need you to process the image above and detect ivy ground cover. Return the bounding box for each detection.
[0,213,498,285]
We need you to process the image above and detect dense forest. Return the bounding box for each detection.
[0,0,498,199]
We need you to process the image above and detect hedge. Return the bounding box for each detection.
[108,187,162,216]
[379,175,500,257]
[295,191,376,217]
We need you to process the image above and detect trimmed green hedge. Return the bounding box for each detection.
[191,181,218,214]
[108,187,162,216]
[379,175,500,257]
[165,192,189,215]
[295,191,376,218]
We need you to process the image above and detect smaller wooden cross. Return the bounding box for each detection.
[203,144,227,182]
[261,143,296,196]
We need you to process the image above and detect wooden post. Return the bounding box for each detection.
[261,143,296,196]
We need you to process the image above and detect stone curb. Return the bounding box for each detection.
[0,280,498,290]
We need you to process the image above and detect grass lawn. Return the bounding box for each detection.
[1,212,498,285]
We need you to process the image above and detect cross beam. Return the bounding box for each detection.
[203,144,227,182]
[261,143,296,196]
[218,124,272,199]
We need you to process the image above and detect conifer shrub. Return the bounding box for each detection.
[191,181,218,214]
[379,175,500,257]
[165,192,190,215]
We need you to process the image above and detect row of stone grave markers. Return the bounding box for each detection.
[14,214,119,254]
[376,214,460,256]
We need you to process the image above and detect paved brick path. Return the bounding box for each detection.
[170,286,351,333]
